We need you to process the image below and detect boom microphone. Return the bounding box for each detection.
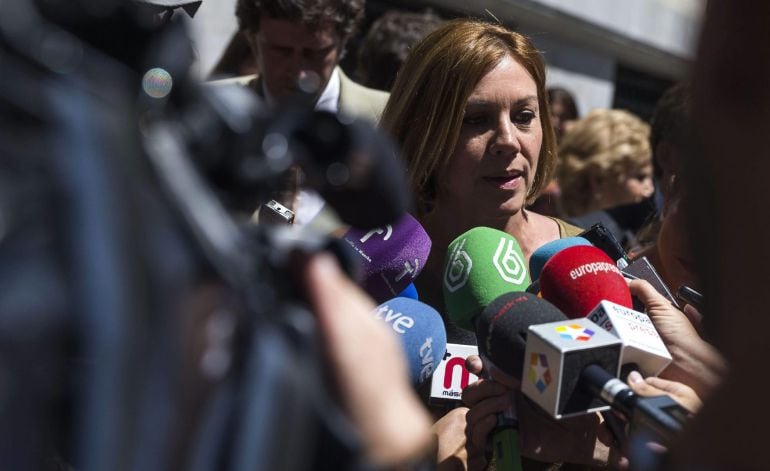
[372,297,447,386]
[343,213,431,303]
[443,227,530,331]
[529,237,592,282]
[539,245,633,318]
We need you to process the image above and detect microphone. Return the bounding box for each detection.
[622,256,679,308]
[398,283,418,300]
[443,227,530,331]
[578,223,629,269]
[539,245,633,318]
[429,343,480,405]
[372,297,447,386]
[539,246,669,377]
[475,292,567,378]
[529,237,592,282]
[586,301,672,377]
[473,293,591,471]
[522,317,686,443]
[581,365,686,444]
[343,213,431,303]
[522,316,623,418]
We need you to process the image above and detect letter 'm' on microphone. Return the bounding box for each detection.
[443,227,530,330]
[344,213,431,303]
[429,343,480,404]
[372,297,447,386]
[529,236,592,282]
[540,245,633,318]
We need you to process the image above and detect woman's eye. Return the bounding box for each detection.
[462,115,487,125]
[514,110,536,125]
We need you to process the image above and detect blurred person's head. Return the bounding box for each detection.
[209,30,259,78]
[547,87,579,143]
[381,20,556,225]
[655,176,698,292]
[651,82,691,197]
[557,109,653,217]
[355,9,444,92]
[236,0,364,102]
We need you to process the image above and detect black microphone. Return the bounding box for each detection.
[578,223,629,269]
[580,365,687,443]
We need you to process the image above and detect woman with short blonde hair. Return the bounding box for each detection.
[557,109,654,217]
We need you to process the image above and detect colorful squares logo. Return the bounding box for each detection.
[527,353,552,393]
[555,324,595,341]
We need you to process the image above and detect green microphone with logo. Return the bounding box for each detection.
[443,226,530,471]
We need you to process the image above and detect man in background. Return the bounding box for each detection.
[232,0,389,226]
[235,0,388,123]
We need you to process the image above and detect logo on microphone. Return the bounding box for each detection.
[493,238,527,285]
[528,353,552,393]
[444,238,473,293]
[555,324,595,341]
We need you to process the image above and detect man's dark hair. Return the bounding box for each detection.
[236,0,365,42]
[546,87,579,121]
[355,9,444,92]
[650,82,691,179]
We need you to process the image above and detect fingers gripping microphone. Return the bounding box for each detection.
[529,237,592,282]
[372,297,447,386]
[343,213,431,303]
[539,245,633,318]
[443,227,530,331]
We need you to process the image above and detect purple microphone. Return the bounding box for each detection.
[343,213,431,303]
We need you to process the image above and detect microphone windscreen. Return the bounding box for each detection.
[398,283,418,300]
[474,292,567,379]
[443,227,530,331]
[372,297,447,386]
[343,213,431,303]
[540,245,633,318]
[529,237,592,281]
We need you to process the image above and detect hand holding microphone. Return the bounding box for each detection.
[628,280,726,399]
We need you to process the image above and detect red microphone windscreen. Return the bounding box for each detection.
[539,245,632,318]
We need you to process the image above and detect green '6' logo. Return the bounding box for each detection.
[444,238,472,293]
[493,238,527,285]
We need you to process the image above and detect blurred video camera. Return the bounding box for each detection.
[0,1,408,470]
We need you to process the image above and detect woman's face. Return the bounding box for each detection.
[598,163,655,209]
[658,194,698,291]
[436,55,542,226]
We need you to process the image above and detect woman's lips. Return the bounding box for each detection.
[483,173,524,190]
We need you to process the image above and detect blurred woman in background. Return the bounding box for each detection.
[557,108,654,218]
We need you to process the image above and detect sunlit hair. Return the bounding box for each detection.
[380,19,556,217]
[557,108,651,217]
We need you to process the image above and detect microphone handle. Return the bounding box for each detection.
[580,365,686,443]
[492,426,523,471]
